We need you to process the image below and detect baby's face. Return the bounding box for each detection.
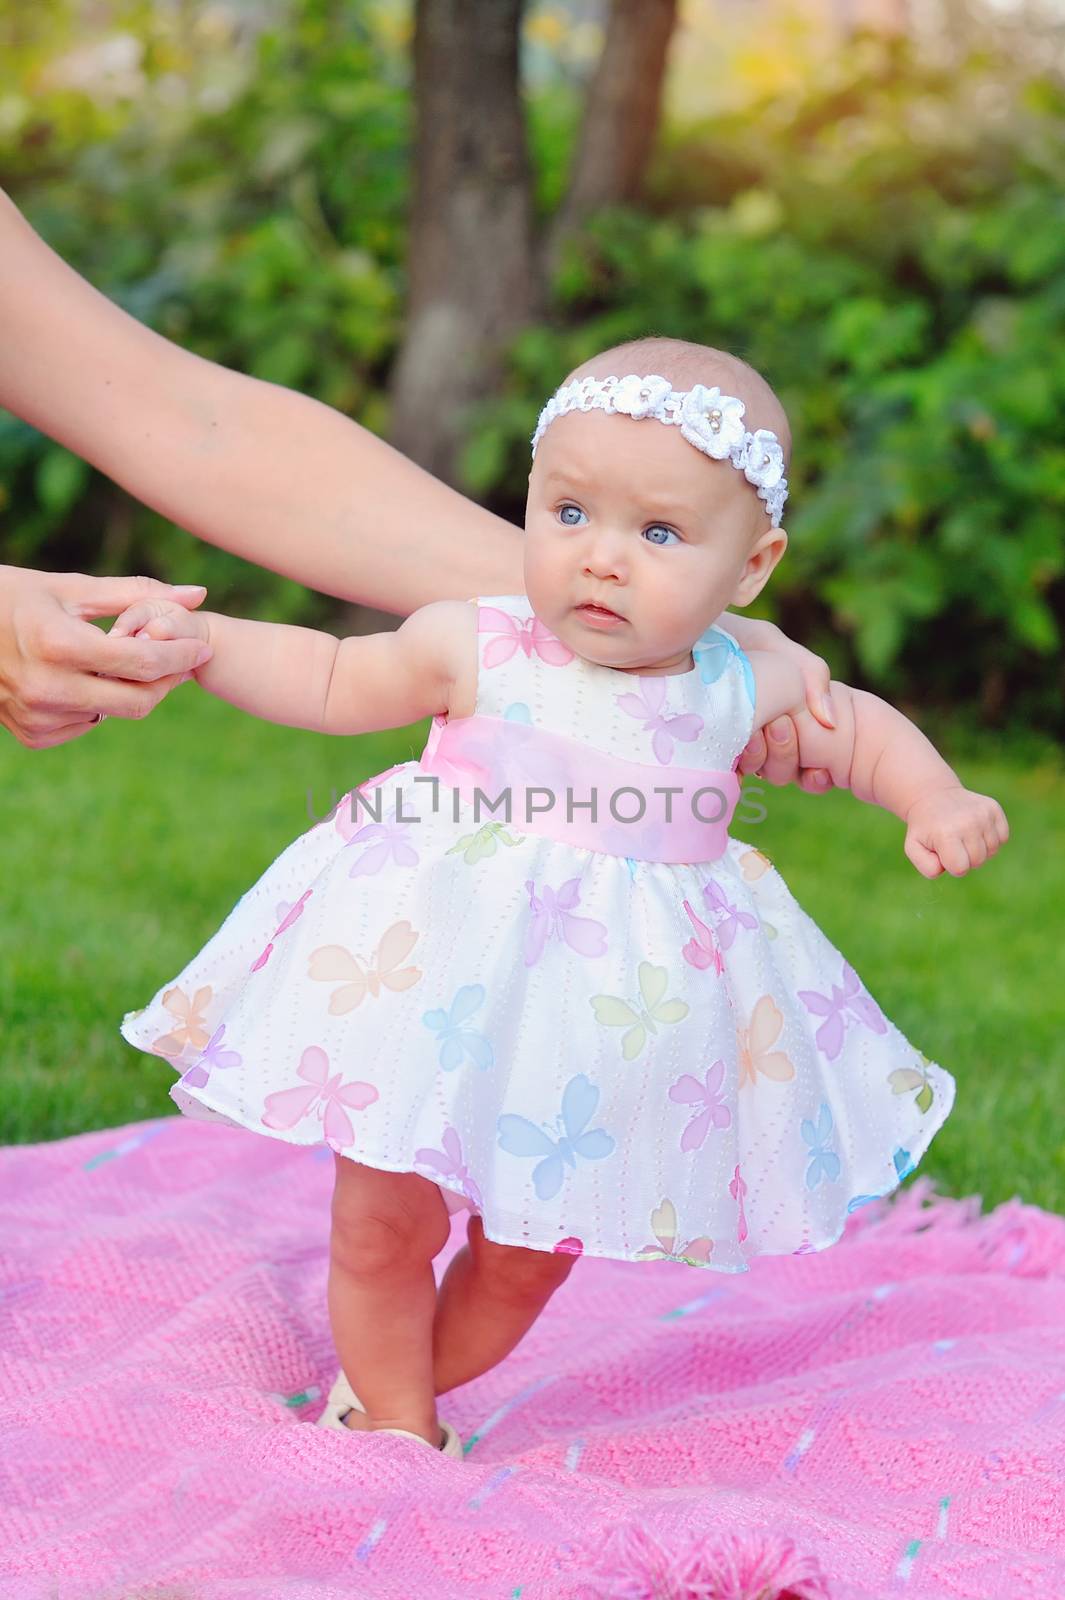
[524,409,784,675]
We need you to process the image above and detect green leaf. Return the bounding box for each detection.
[35,449,90,516]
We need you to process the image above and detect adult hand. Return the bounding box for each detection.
[734,618,836,794]
[1,566,214,749]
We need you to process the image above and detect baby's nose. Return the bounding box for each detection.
[582,528,627,579]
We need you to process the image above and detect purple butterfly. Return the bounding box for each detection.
[615,677,704,765]
[669,1058,732,1151]
[179,1023,242,1090]
[523,877,608,967]
[340,814,419,877]
[701,878,759,949]
[414,1126,485,1216]
[797,961,888,1061]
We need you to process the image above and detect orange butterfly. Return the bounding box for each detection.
[151,985,214,1058]
[308,920,421,1014]
[739,848,773,881]
[737,994,795,1088]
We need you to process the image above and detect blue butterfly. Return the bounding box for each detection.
[503,701,533,724]
[422,984,494,1072]
[692,628,757,710]
[801,1101,842,1190]
[497,1073,615,1200]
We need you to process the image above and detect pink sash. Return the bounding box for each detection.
[416,713,738,864]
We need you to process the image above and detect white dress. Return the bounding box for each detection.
[119,593,955,1270]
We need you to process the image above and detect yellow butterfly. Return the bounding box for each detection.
[151,985,214,1058]
[590,962,689,1061]
[446,821,522,864]
[635,1198,714,1267]
[308,920,421,1014]
[888,1050,936,1113]
[737,994,795,1088]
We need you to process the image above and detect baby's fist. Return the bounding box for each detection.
[109,598,209,645]
[903,785,1009,878]
[107,598,212,685]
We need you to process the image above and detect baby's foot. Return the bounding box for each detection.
[341,1408,446,1449]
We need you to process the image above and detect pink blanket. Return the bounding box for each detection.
[3,1116,1064,1599]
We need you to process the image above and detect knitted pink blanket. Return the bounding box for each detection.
[3,1117,1064,1600]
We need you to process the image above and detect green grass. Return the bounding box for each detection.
[2,686,1063,1215]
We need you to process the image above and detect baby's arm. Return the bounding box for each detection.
[745,651,1009,878]
[111,598,471,734]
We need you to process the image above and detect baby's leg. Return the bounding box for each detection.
[432,1212,577,1396]
[328,1152,452,1446]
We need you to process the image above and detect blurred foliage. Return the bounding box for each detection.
[0,0,410,627]
[1,5,1064,727]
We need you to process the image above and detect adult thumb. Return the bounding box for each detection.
[59,573,206,620]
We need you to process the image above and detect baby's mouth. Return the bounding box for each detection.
[576,601,625,622]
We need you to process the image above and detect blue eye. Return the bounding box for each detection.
[558,504,586,527]
[556,502,681,547]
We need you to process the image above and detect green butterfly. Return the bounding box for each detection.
[888,1050,936,1113]
[590,961,690,1061]
[446,820,522,864]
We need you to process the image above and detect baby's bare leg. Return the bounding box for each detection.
[431,1212,577,1397]
[328,1154,452,1446]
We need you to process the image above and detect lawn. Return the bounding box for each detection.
[2,683,1062,1216]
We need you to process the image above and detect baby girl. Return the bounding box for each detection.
[115,335,1007,1458]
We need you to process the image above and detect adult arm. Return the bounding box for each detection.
[0,188,523,612]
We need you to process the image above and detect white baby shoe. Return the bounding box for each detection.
[315,1368,464,1459]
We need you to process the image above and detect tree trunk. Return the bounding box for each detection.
[542,0,679,286]
[387,0,540,490]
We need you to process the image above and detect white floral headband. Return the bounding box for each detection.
[530,372,788,527]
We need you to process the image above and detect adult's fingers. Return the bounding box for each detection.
[796,767,835,795]
[736,727,770,776]
[49,613,211,683]
[738,721,834,791]
[52,572,207,621]
[797,659,836,729]
[753,717,804,788]
[15,714,104,751]
[72,668,192,720]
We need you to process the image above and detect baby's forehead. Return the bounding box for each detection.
[561,351,790,457]
[533,410,753,517]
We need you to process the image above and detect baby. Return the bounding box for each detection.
[116,336,1007,1458]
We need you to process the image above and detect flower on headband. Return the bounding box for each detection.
[678,385,747,461]
[612,373,673,420]
[736,428,786,491]
[762,480,788,525]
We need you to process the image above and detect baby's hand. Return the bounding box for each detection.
[108,598,212,683]
[110,597,209,643]
[903,785,1009,879]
